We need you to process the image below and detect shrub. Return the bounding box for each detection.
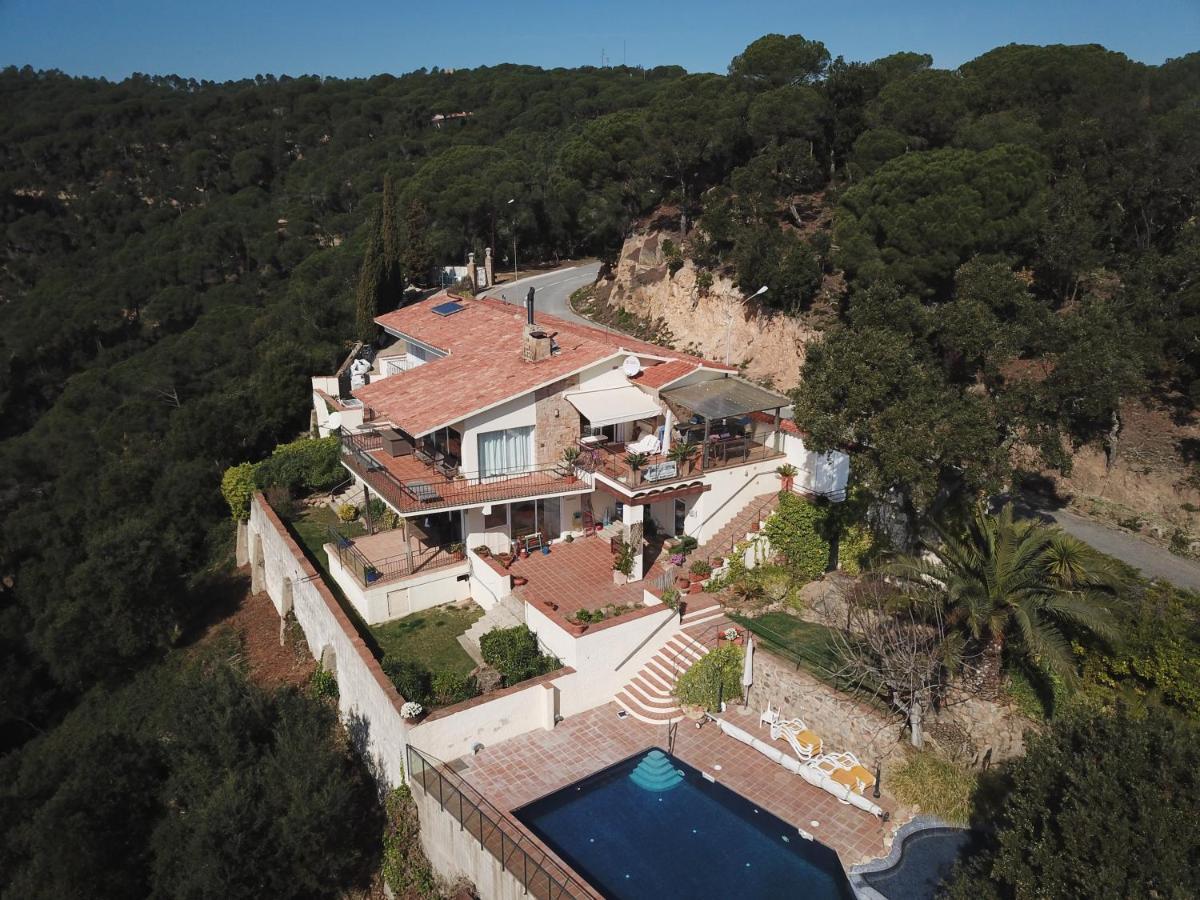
[381,784,438,897]
[367,497,388,523]
[674,644,744,711]
[382,658,432,705]
[662,238,684,275]
[431,671,479,705]
[661,587,681,610]
[613,539,635,576]
[890,752,976,826]
[696,269,714,294]
[336,502,359,523]
[678,535,698,554]
[689,559,712,576]
[309,664,338,699]
[480,625,561,685]
[764,492,831,580]
[254,435,342,493]
[838,522,876,575]
[220,461,258,521]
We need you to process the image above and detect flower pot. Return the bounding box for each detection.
[567,622,588,635]
[613,570,629,586]
[710,556,724,569]
[676,576,690,590]
[513,575,529,587]
[688,583,702,595]
[781,475,795,493]
[541,544,551,555]
[749,521,761,533]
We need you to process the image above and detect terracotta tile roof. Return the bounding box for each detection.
[750,410,803,436]
[356,294,730,437]
[631,359,697,389]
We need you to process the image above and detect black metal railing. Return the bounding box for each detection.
[578,437,784,489]
[327,526,465,588]
[341,431,590,514]
[405,745,594,900]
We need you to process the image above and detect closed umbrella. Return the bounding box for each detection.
[741,635,754,706]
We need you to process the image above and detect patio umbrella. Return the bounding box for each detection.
[741,634,754,706]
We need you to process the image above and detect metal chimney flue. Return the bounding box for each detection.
[525,286,535,325]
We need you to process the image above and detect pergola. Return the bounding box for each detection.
[660,375,791,468]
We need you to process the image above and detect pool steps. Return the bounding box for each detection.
[628,750,685,791]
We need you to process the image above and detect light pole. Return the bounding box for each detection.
[507,198,517,285]
[725,285,768,364]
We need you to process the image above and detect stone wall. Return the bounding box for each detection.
[533,375,580,466]
[746,647,907,770]
[601,231,824,391]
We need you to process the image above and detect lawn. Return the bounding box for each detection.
[731,611,844,677]
[288,503,364,580]
[372,603,483,678]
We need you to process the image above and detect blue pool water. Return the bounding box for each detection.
[514,748,854,900]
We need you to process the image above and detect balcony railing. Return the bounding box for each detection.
[327,526,465,588]
[341,431,590,515]
[406,745,594,900]
[578,436,784,490]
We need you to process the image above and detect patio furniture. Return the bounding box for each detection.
[407,481,441,503]
[759,702,781,730]
[771,717,823,760]
[810,752,875,794]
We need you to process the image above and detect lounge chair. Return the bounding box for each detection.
[770,717,823,760]
[811,752,875,794]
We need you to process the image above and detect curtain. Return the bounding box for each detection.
[478,426,532,477]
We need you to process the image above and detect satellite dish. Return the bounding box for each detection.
[326,412,343,431]
[622,355,642,377]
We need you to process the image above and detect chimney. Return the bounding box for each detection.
[525,286,536,325]
[522,324,554,362]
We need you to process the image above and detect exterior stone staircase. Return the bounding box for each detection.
[613,596,736,724]
[459,596,524,666]
[695,490,780,572]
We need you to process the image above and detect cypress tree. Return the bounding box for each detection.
[380,174,403,295]
[401,198,435,287]
[355,214,385,342]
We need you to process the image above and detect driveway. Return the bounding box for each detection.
[487,261,602,328]
[1024,501,1200,592]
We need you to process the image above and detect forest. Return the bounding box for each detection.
[1,33,1199,898]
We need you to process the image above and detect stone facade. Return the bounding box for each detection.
[533,375,580,466]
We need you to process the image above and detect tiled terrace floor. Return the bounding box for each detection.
[451,702,900,870]
[509,534,669,619]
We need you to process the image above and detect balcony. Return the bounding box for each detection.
[341,431,590,515]
[578,435,784,491]
[327,525,465,589]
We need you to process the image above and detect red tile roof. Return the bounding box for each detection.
[355,294,731,437]
[632,359,697,389]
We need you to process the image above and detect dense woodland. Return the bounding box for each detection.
[1,34,1199,898]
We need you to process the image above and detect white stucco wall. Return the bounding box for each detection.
[467,548,512,612]
[324,547,471,625]
[779,431,850,497]
[247,495,411,784]
[686,464,780,543]
[407,678,557,761]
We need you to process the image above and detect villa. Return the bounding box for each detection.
[234,284,903,898]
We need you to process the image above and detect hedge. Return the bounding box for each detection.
[480,625,561,685]
[674,644,744,711]
[220,436,342,520]
[763,491,832,580]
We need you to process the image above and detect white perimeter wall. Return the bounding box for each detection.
[779,431,850,497]
[247,495,411,784]
[324,548,470,625]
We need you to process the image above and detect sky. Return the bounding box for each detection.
[0,0,1196,82]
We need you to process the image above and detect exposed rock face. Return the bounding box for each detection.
[600,231,824,391]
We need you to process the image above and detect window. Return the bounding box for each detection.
[540,496,560,537]
[484,506,507,530]
[477,426,533,477]
[674,498,687,536]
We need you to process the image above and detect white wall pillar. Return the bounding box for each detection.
[622,502,645,582]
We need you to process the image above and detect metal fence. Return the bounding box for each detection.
[405,745,594,900]
[326,526,464,587]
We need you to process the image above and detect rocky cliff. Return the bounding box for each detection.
[596,230,824,391]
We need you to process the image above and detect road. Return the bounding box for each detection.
[1025,502,1200,592]
[487,262,602,327]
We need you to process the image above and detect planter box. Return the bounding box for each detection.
[613,570,629,586]
[567,622,588,635]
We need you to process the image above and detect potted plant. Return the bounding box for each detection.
[661,587,680,611]
[448,542,465,561]
[623,451,648,484]
[776,463,799,493]
[560,446,581,475]
[667,441,697,474]
[612,538,635,585]
[364,565,380,584]
[472,544,491,558]
[688,560,712,582]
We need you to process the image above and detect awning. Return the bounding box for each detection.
[660,375,789,421]
[565,385,661,429]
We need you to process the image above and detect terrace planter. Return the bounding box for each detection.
[613,570,630,586]
[566,622,588,635]
[749,521,761,533]
[687,583,703,595]
[675,576,690,590]
[709,556,725,569]
[513,575,529,587]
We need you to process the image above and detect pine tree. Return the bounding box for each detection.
[355,215,385,343]
[401,198,435,287]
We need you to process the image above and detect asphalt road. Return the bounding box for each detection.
[487,261,602,327]
[1024,501,1200,592]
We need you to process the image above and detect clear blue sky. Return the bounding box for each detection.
[1,0,1195,82]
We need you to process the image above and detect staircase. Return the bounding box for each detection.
[695,490,780,569]
[459,597,524,666]
[613,598,737,724]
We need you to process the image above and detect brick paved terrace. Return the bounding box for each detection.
[449,702,902,871]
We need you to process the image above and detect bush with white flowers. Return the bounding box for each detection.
[400,701,424,719]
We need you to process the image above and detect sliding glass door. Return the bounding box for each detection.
[477,426,533,478]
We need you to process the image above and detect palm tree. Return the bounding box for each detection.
[885,503,1120,696]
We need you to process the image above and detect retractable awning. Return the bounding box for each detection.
[565,385,662,428]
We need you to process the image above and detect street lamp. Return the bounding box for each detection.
[507,198,517,285]
[725,285,768,364]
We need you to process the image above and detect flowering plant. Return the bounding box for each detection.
[670,553,686,567]
[400,701,424,719]
[723,627,739,641]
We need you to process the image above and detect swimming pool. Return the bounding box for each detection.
[514,748,854,900]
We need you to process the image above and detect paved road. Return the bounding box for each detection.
[1028,503,1200,592]
[487,262,602,327]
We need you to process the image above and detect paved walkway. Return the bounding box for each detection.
[1028,503,1200,592]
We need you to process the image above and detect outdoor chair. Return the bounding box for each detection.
[759,702,781,730]
[810,752,875,794]
[771,717,822,760]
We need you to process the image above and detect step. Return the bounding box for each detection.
[639,663,676,692]
[681,606,725,627]
[645,657,683,685]
[625,680,678,710]
[615,693,681,724]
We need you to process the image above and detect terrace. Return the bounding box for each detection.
[445,702,896,870]
[341,430,590,515]
[580,432,784,490]
[327,524,465,588]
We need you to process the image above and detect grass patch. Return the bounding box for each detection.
[372,604,483,679]
[890,752,977,826]
[289,503,364,582]
[732,611,843,675]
